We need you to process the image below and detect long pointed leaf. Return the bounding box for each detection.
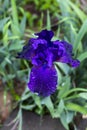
[74,19,87,52]
[78,52,87,62]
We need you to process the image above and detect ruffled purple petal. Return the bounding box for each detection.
[49,47,59,62]
[58,55,80,67]
[28,66,57,97]
[32,52,47,66]
[17,38,47,63]
[53,40,72,57]
[17,39,34,60]
[17,32,80,68]
[70,59,80,67]
[53,40,80,67]
[32,39,47,49]
[35,29,54,40]
[61,41,73,54]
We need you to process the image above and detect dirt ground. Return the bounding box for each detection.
[1,108,87,130]
[1,108,65,130]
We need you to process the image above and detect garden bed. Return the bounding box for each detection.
[0,0,87,130]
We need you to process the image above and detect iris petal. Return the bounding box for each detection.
[35,29,54,40]
[17,39,34,60]
[32,39,47,49]
[28,66,57,97]
[59,55,80,67]
[53,40,80,67]
[70,59,80,67]
[61,41,73,54]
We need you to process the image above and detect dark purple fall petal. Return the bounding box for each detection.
[28,66,57,97]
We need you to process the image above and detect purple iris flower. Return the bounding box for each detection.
[17,29,80,97]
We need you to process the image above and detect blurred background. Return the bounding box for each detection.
[0,0,87,130]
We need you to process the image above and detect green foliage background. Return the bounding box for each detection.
[0,0,87,130]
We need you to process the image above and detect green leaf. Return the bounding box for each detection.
[11,0,19,26]
[64,88,87,97]
[20,16,26,34]
[18,109,22,130]
[55,66,62,85]
[11,22,21,36]
[66,103,87,114]
[0,17,9,31]
[32,95,42,110]
[21,92,32,101]
[69,24,77,44]
[21,104,35,110]
[5,56,12,64]
[60,111,69,130]
[9,41,23,51]
[74,19,87,52]
[17,69,28,77]
[3,21,11,46]
[8,36,20,40]
[3,0,9,9]
[79,92,87,100]
[78,52,87,62]
[53,100,65,118]
[56,62,70,75]
[0,66,5,76]
[46,11,51,30]
[4,74,15,80]
[57,0,71,17]
[58,77,71,99]
[68,0,86,22]
[42,97,54,117]
[66,111,74,124]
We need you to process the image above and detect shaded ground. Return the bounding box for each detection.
[77,119,87,130]
[0,91,12,124]
[1,108,65,130]
[1,108,87,130]
[0,79,25,124]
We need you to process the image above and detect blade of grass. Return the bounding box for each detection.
[46,11,51,30]
[78,52,87,62]
[42,97,54,117]
[63,88,87,98]
[79,92,87,100]
[68,0,87,22]
[66,103,87,114]
[74,19,87,52]
[18,108,22,130]
[11,0,19,26]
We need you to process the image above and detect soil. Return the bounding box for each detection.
[0,91,12,124]
[1,108,87,130]
[0,79,25,124]
[1,108,65,130]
